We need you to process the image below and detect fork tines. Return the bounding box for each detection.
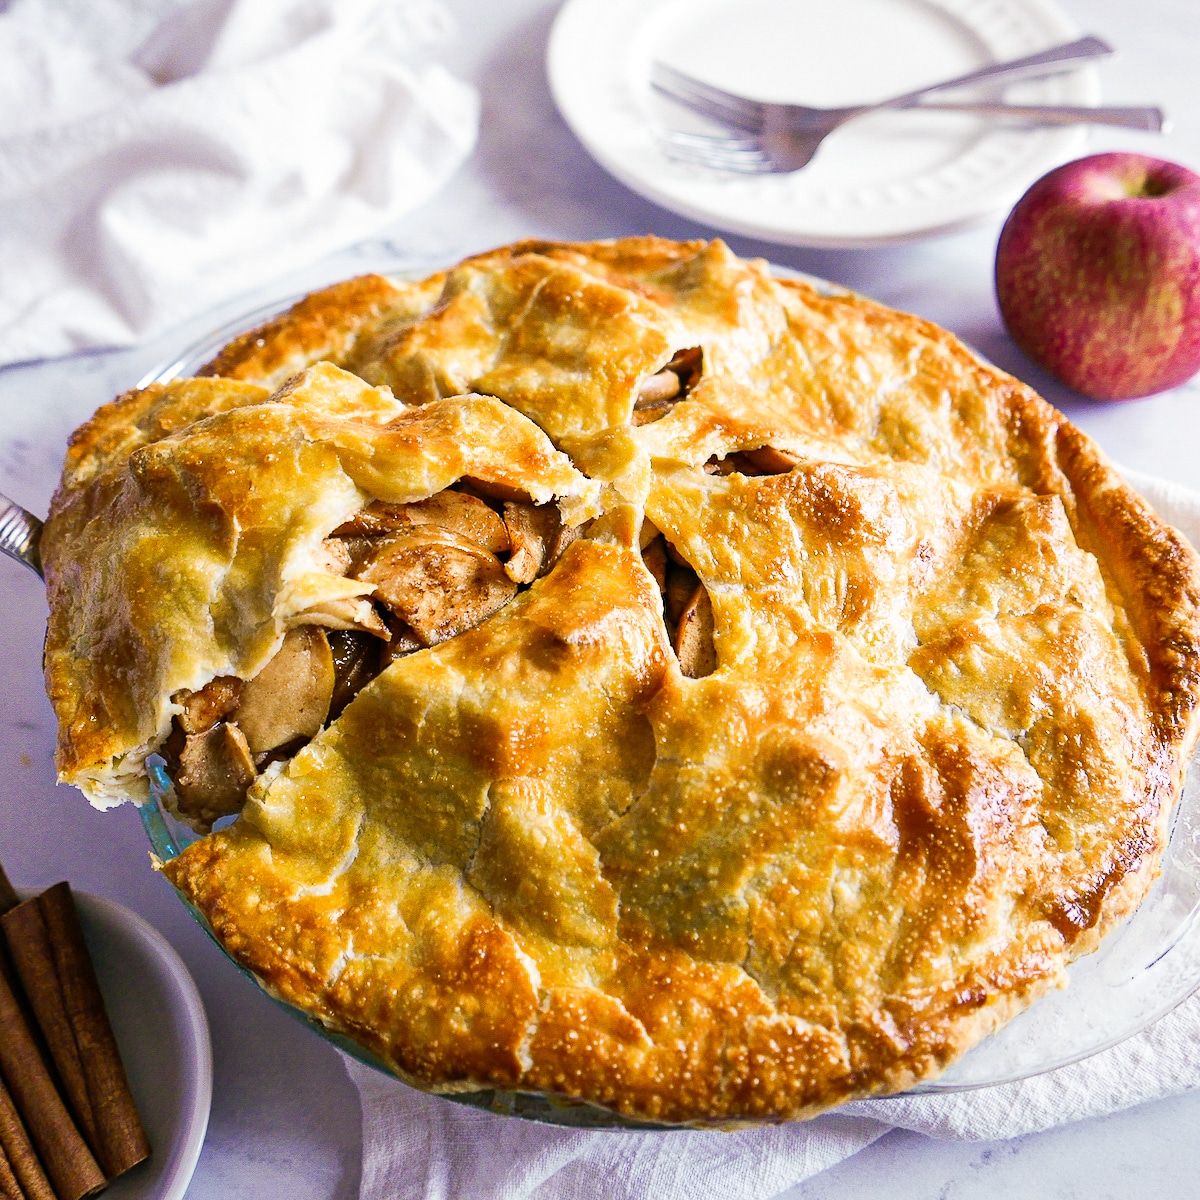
[650,62,765,132]
[655,131,775,175]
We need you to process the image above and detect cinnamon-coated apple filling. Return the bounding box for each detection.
[161,485,582,831]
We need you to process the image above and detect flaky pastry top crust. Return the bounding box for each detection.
[43,237,1200,1124]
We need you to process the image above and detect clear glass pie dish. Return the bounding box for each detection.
[113,264,1200,1127]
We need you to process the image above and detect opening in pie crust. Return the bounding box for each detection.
[640,531,717,678]
[632,346,703,425]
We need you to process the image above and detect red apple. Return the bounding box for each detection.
[995,152,1200,400]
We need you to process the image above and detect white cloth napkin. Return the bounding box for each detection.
[342,466,1200,1199]
[0,0,478,368]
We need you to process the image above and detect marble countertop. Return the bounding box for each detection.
[1,0,1198,1196]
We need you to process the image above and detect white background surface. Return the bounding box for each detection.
[1,0,1199,1197]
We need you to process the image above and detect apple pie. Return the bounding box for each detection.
[41,238,1200,1125]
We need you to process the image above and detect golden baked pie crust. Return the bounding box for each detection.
[42,237,1200,1125]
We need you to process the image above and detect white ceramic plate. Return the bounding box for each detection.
[547,0,1100,247]
[38,892,213,1199]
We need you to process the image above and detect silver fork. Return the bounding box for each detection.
[651,35,1163,172]
[661,100,1167,174]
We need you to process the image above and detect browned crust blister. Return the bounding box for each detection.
[41,237,1200,1125]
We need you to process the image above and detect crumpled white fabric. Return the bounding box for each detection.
[343,466,1200,1198]
[0,0,478,367]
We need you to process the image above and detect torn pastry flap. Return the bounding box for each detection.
[631,375,817,474]
[161,465,594,833]
[321,389,603,526]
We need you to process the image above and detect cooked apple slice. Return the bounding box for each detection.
[705,447,798,476]
[357,529,517,646]
[503,502,578,584]
[674,583,717,679]
[327,630,382,720]
[632,347,704,426]
[174,721,257,827]
[235,626,336,754]
[738,446,798,474]
[663,559,699,627]
[414,491,511,553]
[665,345,703,393]
[333,492,510,553]
[631,400,676,427]
[636,369,681,405]
[290,595,389,638]
[706,453,750,476]
[458,476,533,504]
[315,537,352,575]
[379,617,423,668]
[332,502,406,538]
[503,502,553,584]
[175,676,243,734]
[641,534,668,593]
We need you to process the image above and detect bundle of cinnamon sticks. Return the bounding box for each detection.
[0,863,149,1200]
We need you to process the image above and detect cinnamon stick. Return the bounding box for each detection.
[37,884,150,1180]
[0,1142,23,1200]
[0,965,103,1200]
[1,901,99,1151]
[0,1075,53,1200]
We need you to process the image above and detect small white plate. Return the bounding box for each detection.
[26,892,214,1200]
[547,0,1099,247]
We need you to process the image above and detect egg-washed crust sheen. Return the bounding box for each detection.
[43,237,1200,1125]
[198,271,449,393]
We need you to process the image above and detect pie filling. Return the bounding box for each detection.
[640,530,716,680]
[160,485,582,831]
[704,446,798,476]
[632,346,702,425]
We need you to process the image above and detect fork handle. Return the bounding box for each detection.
[916,102,1166,131]
[879,35,1114,111]
[0,495,44,579]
